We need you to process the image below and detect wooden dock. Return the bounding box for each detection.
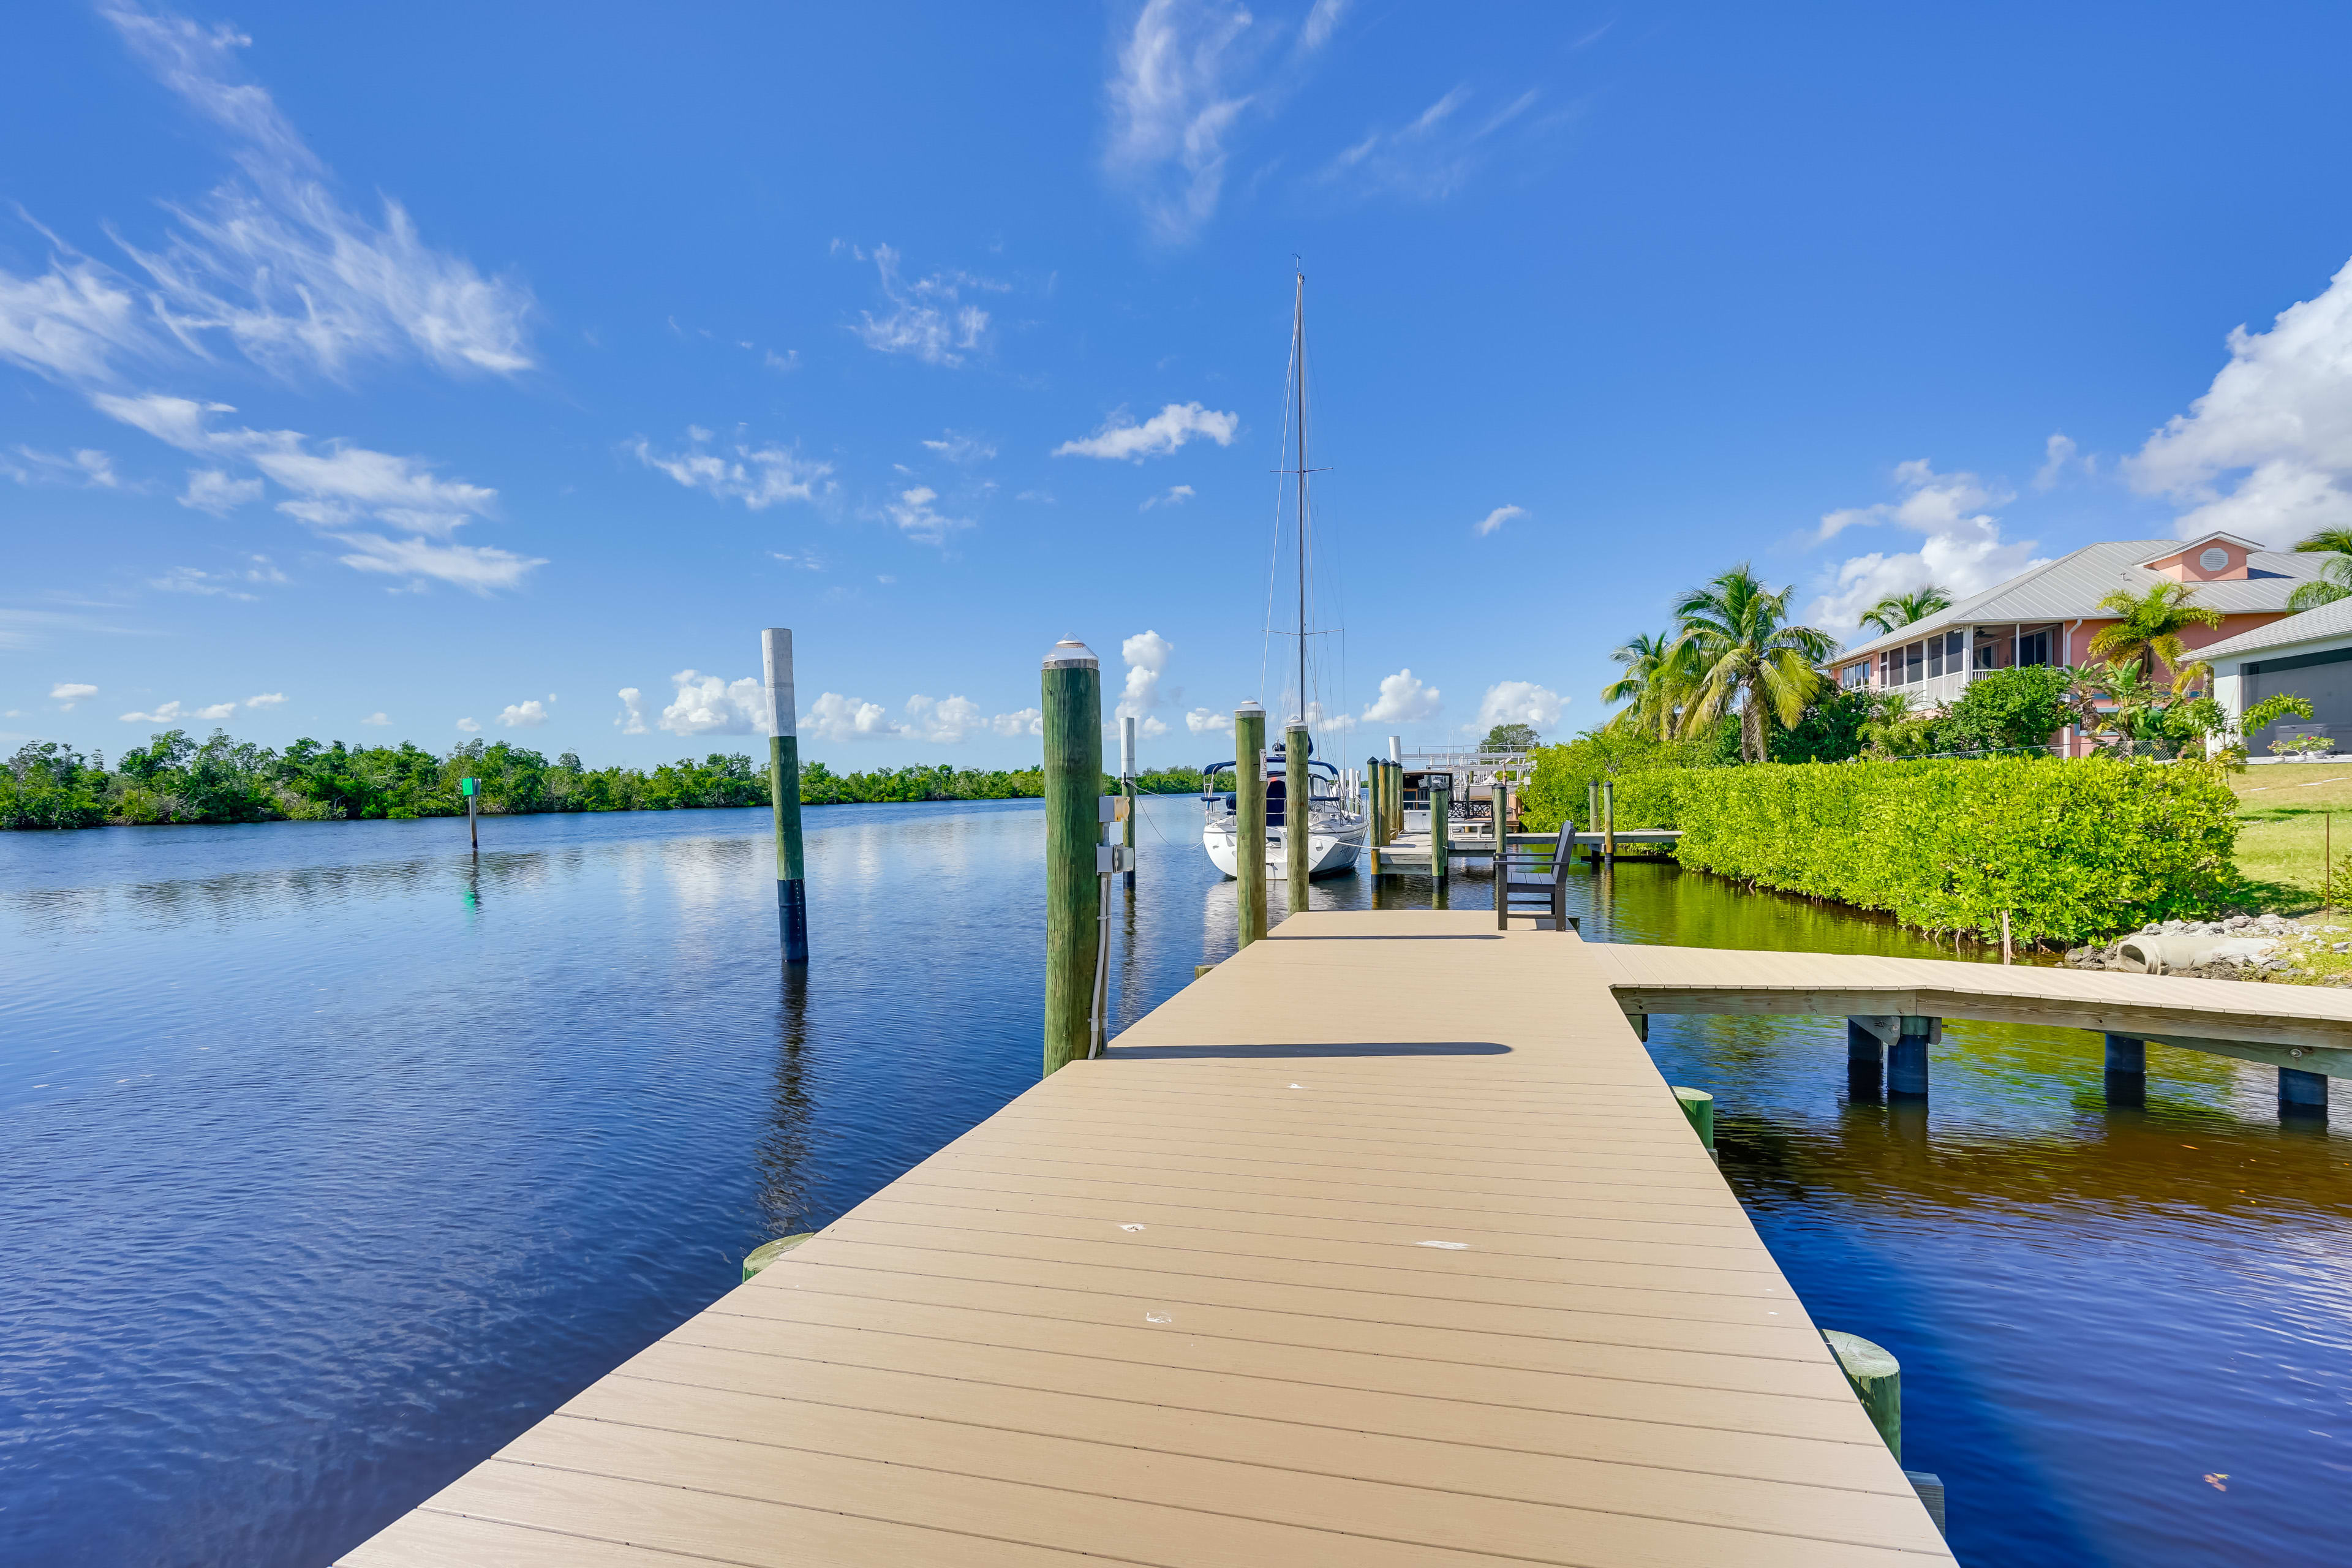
[1376,827,1683,864]
[344,911,1951,1566]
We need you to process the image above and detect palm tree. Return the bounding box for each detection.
[1669,565,1836,763]
[2086,581,2224,693]
[1856,585,1954,636]
[2289,527,2352,611]
[1600,631,1686,739]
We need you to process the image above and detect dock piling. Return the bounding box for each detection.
[1602,778,1616,863]
[1890,1015,1934,1098]
[1822,1330,1902,1460]
[2280,1066,2330,1117]
[1041,639,1102,1077]
[1235,703,1267,948]
[1366,755,1389,873]
[1120,715,1138,892]
[762,628,809,965]
[1673,1086,1714,1150]
[1430,778,1451,909]
[2103,1033,2147,1107]
[1285,720,1311,908]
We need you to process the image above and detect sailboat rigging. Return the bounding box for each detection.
[1201,272,1369,880]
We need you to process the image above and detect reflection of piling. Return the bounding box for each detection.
[1430,778,1452,910]
[1235,703,1267,948]
[763,628,809,965]
[1285,720,1311,910]
[1041,640,1102,1077]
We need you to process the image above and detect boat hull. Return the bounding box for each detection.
[1204,820,1365,879]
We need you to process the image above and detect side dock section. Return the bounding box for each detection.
[343,911,1951,1567]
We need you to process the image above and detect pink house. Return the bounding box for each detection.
[1832,532,2327,755]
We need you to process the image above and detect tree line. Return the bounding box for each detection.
[1,728,1207,831]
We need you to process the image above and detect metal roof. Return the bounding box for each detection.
[2195,592,2352,663]
[1834,539,2328,663]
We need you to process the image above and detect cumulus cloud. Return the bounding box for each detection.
[1806,459,2048,631]
[1,6,531,390]
[1362,668,1441,723]
[885,485,970,545]
[1117,630,1175,732]
[179,467,262,513]
[496,698,549,728]
[2032,433,2089,491]
[799,692,899,742]
[1185,706,1232,734]
[2125,255,2352,546]
[243,691,285,708]
[1474,680,1563,733]
[51,682,99,708]
[1054,401,1238,461]
[1141,484,1195,510]
[922,430,995,464]
[992,707,1045,737]
[657,671,773,737]
[455,717,481,733]
[1321,85,1544,202]
[903,694,986,743]
[614,688,648,734]
[631,428,832,510]
[1474,503,1524,537]
[360,710,390,726]
[841,243,997,366]
[1303,699,1355,734]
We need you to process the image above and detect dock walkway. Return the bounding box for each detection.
[345,913,1951,1567]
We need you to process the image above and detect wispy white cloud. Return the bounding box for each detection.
[51,682,99,709]
[1054,401,1238,461]
[0,6,532,390]
[1104,0,1260,243]
[1322,86,1544,202]
[360,710,389,726]
[119,696,236,724]
[6,446,122,488]
[1807,459,2047,631]
[334,533,545,595]
[1141,483,1195,510]
[178,467,262,513]
[496,698,549,728]
[840,243,998,366]
[1362,668,1441,723]
[1472,680,1562,734]
[455,716,481,733]
[2126,254,2352,546]
[1300,0,1350,50]
[631,428,832,510]
[1185,706,1232,734]
[884,485,970,545]
[244,692,284,708]
[2032,432,2090,491]
[922,429,996,464]
[1474,503,1524,537]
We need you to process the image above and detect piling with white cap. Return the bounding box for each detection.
[1042,640,1102,1076]
[1235,703,1267,948]
[1120,715,1138,891]
[762,628,809,965]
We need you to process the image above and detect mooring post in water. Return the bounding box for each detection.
[1366,755,1387,874]
[1890,1014,1936,1098]
[762,628,809,965]
[1120,715,1138,892]
[462,775,478,852]
[1041,639,1102,1077]
[1235,702,1268,948]
[1822,1330,1902,1460]
[1586,780,1600,864]
[1284,719,1311,911]
[1847,1019,1886,1097]
[1602,778,1616,863]
[1672,1087,1714,1151]
[1430,777,1452,909]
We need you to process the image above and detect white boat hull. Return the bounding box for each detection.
[1204,818,1366,879]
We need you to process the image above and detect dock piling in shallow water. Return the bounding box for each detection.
[1285,719,1311,907]
[1430,778,1451,908]
[1235,703,1267,948]
[762,627,809,965]
[1041,639,1101,1077]
[1120,715,1138,892]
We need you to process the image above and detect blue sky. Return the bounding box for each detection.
[8,2,2352,769]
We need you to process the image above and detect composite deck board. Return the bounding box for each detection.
[343,911,1953,1565]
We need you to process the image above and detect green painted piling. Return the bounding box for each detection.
[741,1232,814,1282]
[1673,1086,1714,1150]
[1822,1330,1902,1461]
[1042,639,1102,1077]
[763,628,809,964]
[1285,721,1311,908]
[1120,715,1138,892]
[1430,778,1451,908]
[1235,703,1267,947]
[1366,755,1387,873]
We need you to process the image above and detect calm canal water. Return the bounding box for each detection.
[2,797,2345,1566]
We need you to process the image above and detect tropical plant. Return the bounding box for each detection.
[1668,565,1836,763]
[2288,527,2352,611]
[1859,690,1941,758]
[1856,585,1954,636]
[1939,665,2075,753]
[1768,688,1875,763]
[1600,630,1687,741]
[2086,580,2224,693]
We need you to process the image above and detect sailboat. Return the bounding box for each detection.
[1201,272,1369,881]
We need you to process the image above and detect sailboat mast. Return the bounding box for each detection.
[1294,271,1308,736]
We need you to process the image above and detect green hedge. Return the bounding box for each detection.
[1536,754,2239,945]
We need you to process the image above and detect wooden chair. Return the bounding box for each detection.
[1498,818,1578,932]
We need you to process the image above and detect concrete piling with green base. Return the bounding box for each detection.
[763,628,809,965]
[1235,703,1267,948]
[1285,720,1311,908]
[1041,640,1102,1077]
[1672,1087,1714,1150]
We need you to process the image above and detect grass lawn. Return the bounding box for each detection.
[2228,761,2352,916]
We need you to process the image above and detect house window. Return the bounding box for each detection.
[1879,652,1893,687]
[1975,639,1998,669]
[2018,629,2050,667]
[1928,637,1943,679]
[1947,630,1965,665]
[1905,642,1924,684]
[1842,661,1869,690]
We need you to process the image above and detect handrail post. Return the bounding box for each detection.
[1041,639,1101,1077]
[1235,703,1267,948]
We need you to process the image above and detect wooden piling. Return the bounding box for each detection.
[1602,778,1616,862]
[1366,755,1387,873]
[1041,639,1102,1077]
[1587,780,1600,864]
[1285,720,1311,907]
[1673,1086,1714,1150]
[1235,703,1268,948]
[1120,715,1138,892]
[1430,778,1451,909]
[762,628,809,965]
[1822,1330,1902,1462]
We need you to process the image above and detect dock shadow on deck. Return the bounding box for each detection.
[342,911,1953,1567]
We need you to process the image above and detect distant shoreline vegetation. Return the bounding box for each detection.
[1,729,1207,831]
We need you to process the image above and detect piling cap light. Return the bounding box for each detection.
[1042,638,1098,669]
